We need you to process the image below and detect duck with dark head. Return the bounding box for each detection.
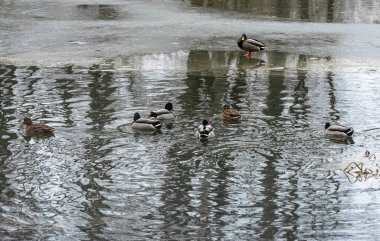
[132,112,163,131]
[149,102,175,120]
[237,33,266,59]
[324,122,354,137]
[195,120,215,140]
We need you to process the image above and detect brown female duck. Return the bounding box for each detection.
[221,104,241,121]
[23,117,54,136]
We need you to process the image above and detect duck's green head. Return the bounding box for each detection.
[165,102,174,111]
[133,112,141,121]
[202,120,209,126]
[325,122,331,129]
[237,33,247,48]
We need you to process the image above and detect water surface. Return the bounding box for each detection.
[1,0,380,240]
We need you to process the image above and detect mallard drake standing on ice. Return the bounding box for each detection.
[149,102,175,120]
[237,33,266,59]
[324,122,354,137]
[132,112,163,131]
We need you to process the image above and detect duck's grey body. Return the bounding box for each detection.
[132,112,163,131]
[151,109,174,120]
[325,122,354,137]
[240,38,266,52]
[150,102,175,120]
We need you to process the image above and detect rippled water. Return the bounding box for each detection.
[1,50,380,240]
[1,0,380,240]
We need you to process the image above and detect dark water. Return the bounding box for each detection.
[1,1,380,240]
[187,0,380,23]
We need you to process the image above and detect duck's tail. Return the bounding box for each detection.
[153,122,163,129]
[345,128,354,136]
[199,127,210,139]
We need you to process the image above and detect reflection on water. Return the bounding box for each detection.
[185,0,380,23]
[77,5,120,20]
[0,49,380,240]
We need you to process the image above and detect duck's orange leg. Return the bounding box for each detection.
[244,51,252,59]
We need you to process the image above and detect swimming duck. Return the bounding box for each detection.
[149,102,175,120]
[221,104,241,121]
[195,120,215,140]
[237,33,266,59]
[23,117,54,136]
[325,122,354,137]
[132,112,163,131]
